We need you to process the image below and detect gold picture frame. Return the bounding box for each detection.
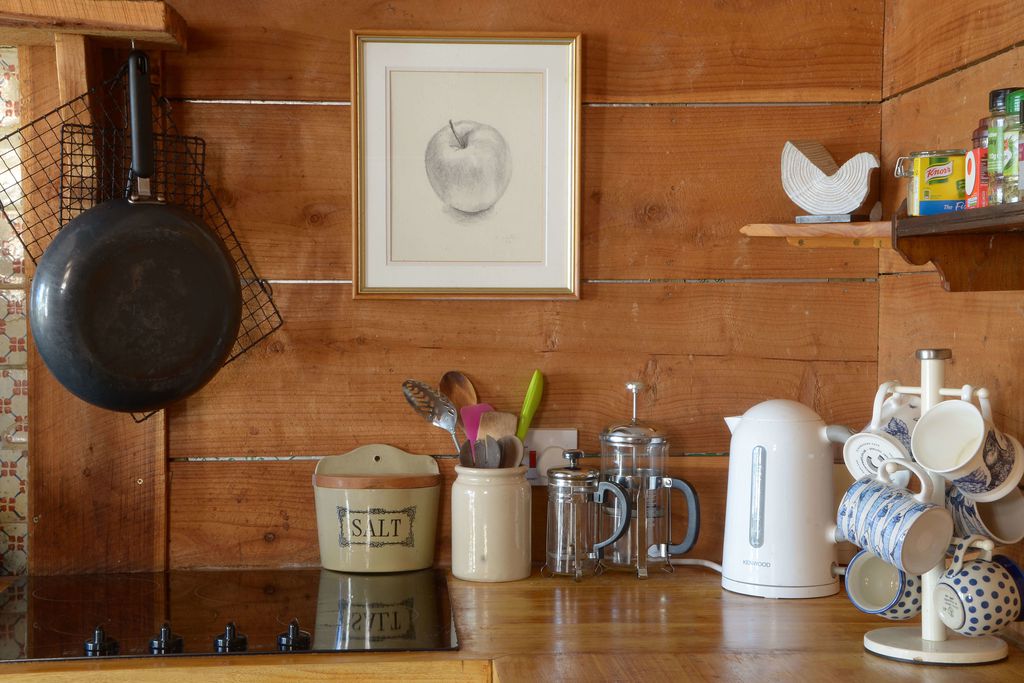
[351,30,581,299]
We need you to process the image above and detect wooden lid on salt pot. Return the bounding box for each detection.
[313,444,441,490]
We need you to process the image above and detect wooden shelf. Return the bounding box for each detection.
[0,1,186,49]
[894,202,1024,237]
[744,204,1024,291]
[892,202,1024,292]
[741,221,890,248]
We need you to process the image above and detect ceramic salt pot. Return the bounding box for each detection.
[451,465,531,582]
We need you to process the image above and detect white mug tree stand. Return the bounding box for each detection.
[862,348,1008,665]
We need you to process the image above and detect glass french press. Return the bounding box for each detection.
[542,450,631,580]
[600,382,700,577]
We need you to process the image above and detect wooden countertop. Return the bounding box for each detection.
[4,567,1023,681]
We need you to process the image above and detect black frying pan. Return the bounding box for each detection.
[29,51,242,413]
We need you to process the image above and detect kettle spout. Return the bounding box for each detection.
[725,416,741,434]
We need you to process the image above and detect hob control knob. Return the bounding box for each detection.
[149,622,184,655]
[84,626,119,657]
[213,621,247,653]
[277,618,312,652]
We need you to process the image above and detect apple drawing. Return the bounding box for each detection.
[424,119,512,214]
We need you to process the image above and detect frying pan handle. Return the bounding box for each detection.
[128,50,154,180]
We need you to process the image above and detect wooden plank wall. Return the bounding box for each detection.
[880,0,1024,641]
[27,1,884,572]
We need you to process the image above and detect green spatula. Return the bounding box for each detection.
[516,370,544,443]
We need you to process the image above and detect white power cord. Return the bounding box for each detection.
[670,558,723,573]
[668,559,848,577]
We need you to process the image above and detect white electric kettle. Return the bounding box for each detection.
[721,399,852,599]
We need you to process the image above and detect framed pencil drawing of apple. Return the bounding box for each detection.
[352,31,581,299]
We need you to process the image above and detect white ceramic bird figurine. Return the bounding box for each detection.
[781,140,879,215]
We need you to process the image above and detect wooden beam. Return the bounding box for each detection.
[0,0,186,48]
[53,32,90,106]
[24,38,169,574]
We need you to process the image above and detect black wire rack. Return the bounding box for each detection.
[0,66,283,420]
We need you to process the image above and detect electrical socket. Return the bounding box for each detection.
[522,428,578,486]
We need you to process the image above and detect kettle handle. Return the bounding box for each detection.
[667,477,700,556]
[825,424,855,445]
[592,481,630,558]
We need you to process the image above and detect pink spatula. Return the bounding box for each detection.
[460,403,494,463]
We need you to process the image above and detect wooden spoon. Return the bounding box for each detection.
[440,371,478,431]
[478,411,518,441]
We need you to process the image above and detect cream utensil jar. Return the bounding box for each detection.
[451,465,531,582]
[911,393,1024,502]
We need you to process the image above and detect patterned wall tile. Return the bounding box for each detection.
[0,291,24,365]
[0,46,22,290]
[0,370,25,449]
[0,49,18,129]
[0,223,24,288]
[0,611,26,660]
[0,48,23,578]
[0,524,26,575]
[0,450,24,525]
[0,576,24,613]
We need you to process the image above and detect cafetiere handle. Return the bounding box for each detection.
[667,477,700,556]
[592,481,630,558]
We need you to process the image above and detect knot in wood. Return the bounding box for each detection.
[636,203,665,224]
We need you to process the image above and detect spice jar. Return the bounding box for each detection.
[1009,90,1024,203]
[986,87,1024,205]
[451,465,531,582]
[967,118,989,209]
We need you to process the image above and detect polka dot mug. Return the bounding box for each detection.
[936,535,1024,636]
[844,549,922,620]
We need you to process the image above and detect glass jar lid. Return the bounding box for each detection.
[906,149,966,158]
[599,381,667,445]
[548,450,598,484]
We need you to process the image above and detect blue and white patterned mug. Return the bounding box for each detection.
[843,381,919,485]
[936,535,1024,636]
[912,392,1024,503]
[836,460,953,575]
[946,485,1024,546]
[845,549,922,620]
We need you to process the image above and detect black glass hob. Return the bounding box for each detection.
[0,568,457,661]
